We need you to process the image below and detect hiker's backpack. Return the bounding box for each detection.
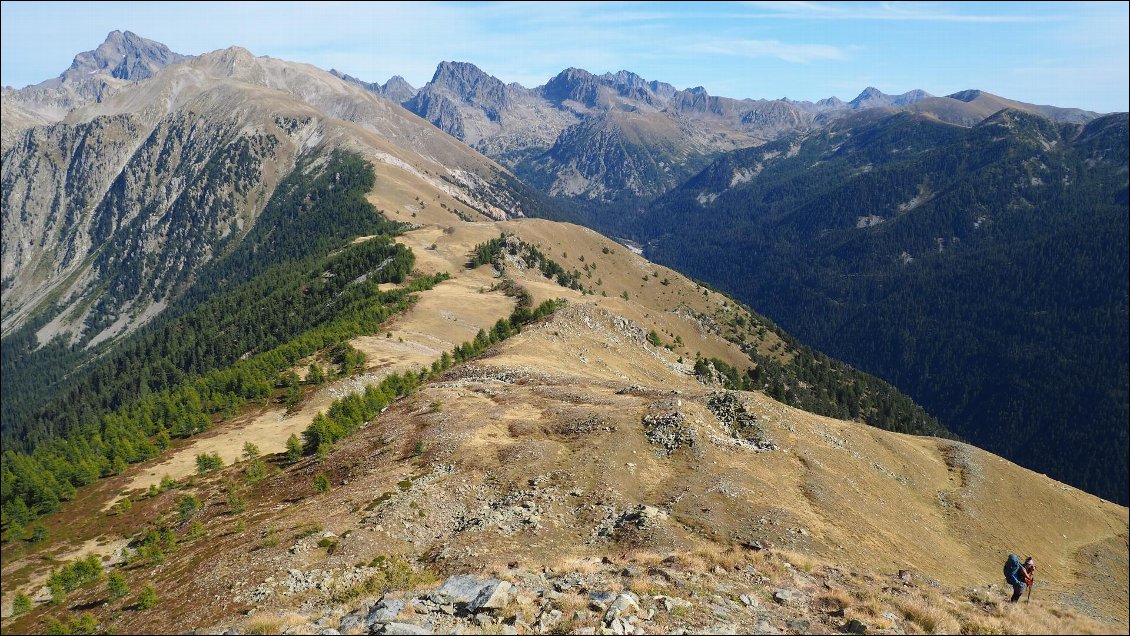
[1003,553,1021,579]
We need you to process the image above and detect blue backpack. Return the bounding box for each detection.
[1003,553,1022,580]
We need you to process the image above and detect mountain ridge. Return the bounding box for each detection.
[1,32,1126,636]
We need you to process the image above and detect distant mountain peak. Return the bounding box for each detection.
[68,29,189,82]
[381,75,417,102]
[850,86,932,109]
[542,67,601,106]
[328,70,417,103]
[432,60,491,84]
[948,89,985,103]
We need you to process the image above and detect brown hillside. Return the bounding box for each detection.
[2,208,1125,635]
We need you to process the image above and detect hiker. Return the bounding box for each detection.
[1004,554,1037,603]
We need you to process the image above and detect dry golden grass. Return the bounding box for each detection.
[895,594,961,634]
[775,548,818,574]
[847,586,887,622]
[243,617,283,635]
[619,548,666,567]
[814,588,853,614]
[975,601,1115,635]
[625,577,667,598]
[549,591,589,616]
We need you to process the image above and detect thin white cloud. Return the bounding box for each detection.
[737,1,1053,23]
[690,39,848,64]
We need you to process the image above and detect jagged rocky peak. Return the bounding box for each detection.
[430,61,504,96]
[541,67,602,106]
[67,30,189,82]
[600,69,663,104]
[849,86,888,108]
[602,69,648,91]
[649,79,678,100]
[381,75,417,102]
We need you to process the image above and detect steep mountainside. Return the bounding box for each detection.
[0,30,189,150]
[640,109,1130,504]
[1,38,538,344]
[0,36,554,452]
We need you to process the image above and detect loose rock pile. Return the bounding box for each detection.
[642,410,695,456]
[706,391,776,451]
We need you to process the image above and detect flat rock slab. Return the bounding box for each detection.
[433,574,513,613]
[377,623,431,635]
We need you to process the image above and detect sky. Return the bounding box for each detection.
[2,1,1127,113]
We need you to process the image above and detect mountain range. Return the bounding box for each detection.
[334,60,1099,206]
[1,31,1126,636]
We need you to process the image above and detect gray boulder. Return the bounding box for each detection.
[365,598,405,628]
[432,575,512,613]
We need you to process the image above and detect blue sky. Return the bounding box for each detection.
[2,1,1127,112]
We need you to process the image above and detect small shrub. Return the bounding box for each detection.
[226,491,247,514]
[259,527,280,549]
[12,591,31,615]
[186,521,206,541]
[108,571,130,599]
[177,494,201,524]
[314,473,331,494]
[137,584,158,609]
[285,434,303,463]
[244,459,267,483]
[195,452,224,475]
[44,613,98,635]
[47,554,103,601]
[330,555,433,603]
[242,442,261,461]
